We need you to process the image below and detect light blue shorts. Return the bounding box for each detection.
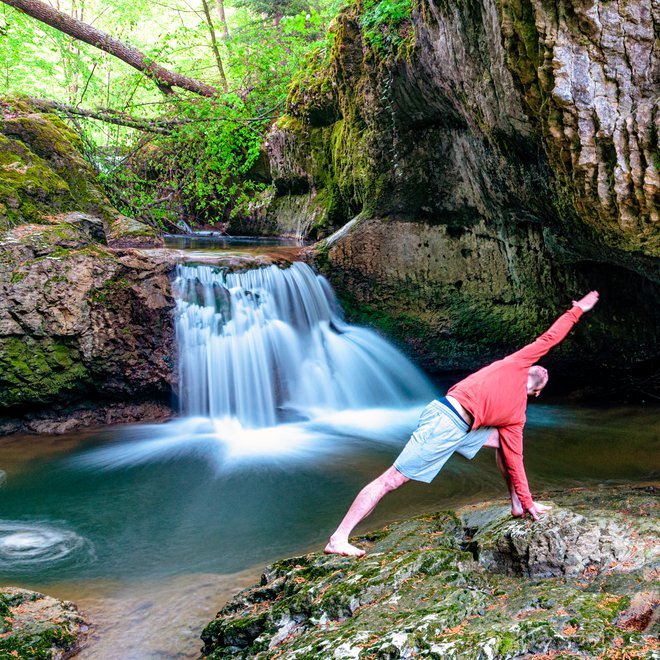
[393,399,494,483]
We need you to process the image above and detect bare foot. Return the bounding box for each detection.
[324,539,365,557]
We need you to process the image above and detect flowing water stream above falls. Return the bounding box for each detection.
[0,239,658,658]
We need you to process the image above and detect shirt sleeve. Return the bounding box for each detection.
[498,424,534,510]
[507,306,584,366]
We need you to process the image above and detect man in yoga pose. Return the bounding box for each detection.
[325,291,600,557]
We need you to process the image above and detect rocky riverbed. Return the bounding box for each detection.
[201,485,659,659]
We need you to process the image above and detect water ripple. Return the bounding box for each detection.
[0,521,95,571]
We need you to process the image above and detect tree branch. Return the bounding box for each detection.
[28,97,282,133]
[1,0,221,97]
[29,98,175,134]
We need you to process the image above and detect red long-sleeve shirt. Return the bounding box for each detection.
[447,306,584,510]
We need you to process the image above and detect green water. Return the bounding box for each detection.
[0,404,657,658]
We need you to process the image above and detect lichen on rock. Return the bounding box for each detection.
[201,485,659,659]
[0,587,87,659]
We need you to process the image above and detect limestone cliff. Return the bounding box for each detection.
[265,0,659,392]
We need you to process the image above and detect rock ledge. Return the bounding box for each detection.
[202,485,659,658]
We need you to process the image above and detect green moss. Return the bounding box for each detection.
[108,215,160,241]
[0,590,79,660]
[287,47,339,127]
[0,101,115,227]
[9,271,26,284]
[0,134,75,230]
[334,286,433,344]
[0,336,90,407]
[0,625,77,659]
[89,275,132,306]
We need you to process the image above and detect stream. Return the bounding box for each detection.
[0,235,657,658]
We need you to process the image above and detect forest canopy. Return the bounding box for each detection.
[0,0,347,230]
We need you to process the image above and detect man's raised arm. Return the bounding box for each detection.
[510,291,599,366]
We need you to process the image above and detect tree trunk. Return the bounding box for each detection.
[1,0,221,97]
[30,98,174,134]
[200,0,229,92]
[215,0,230,38]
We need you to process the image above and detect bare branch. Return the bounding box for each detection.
[28,97,283,133]
[1,0,221,97]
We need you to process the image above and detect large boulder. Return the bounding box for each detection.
[201,485,659,658]
[0,97,114,231]
[265,0,660,393]
[0,99,175,433]
[0,214,177,434]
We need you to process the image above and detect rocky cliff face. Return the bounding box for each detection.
[0,215,178,434]
[265,0,659,392]
[201,485,659,658]
[0,100,176,434]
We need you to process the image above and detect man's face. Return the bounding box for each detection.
[527,366,549,397]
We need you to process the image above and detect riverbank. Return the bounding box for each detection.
[202,484,660,658]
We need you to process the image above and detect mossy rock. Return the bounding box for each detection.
[288,47,340,128]
[0,97,115,230]
[106,213,162,247]
[0,335,90,408]
[0,216,175,415]
[201,486,659,658]
[0,133,74,231]
[0,588,86,659]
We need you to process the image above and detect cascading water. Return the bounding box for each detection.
[173,261,434,429]
[71,260,435,469]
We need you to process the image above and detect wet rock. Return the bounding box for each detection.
[0,587,87,659]
[106,214,163,248]
[201,485,659,659]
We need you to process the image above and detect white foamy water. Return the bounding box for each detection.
[173,262,434,428]
[0,521,94,570]
[73,262,435,471]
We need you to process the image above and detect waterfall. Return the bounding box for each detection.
[173,262,433,429]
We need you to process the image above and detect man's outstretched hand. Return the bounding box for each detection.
[573,290,599,312]
[526,502,553,521]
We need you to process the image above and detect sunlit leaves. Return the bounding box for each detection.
[360,0,413,52]
[0,0,341,230]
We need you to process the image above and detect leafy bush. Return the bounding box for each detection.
[360,0,413,53]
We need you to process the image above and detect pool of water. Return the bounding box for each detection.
[164,233,309,263]
[0,403,657,657]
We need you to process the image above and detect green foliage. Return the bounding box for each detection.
[359,0,413,53]
[0,0,344,231]
[233,0,311,19]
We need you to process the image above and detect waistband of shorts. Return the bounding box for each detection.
[438,397,470,431]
